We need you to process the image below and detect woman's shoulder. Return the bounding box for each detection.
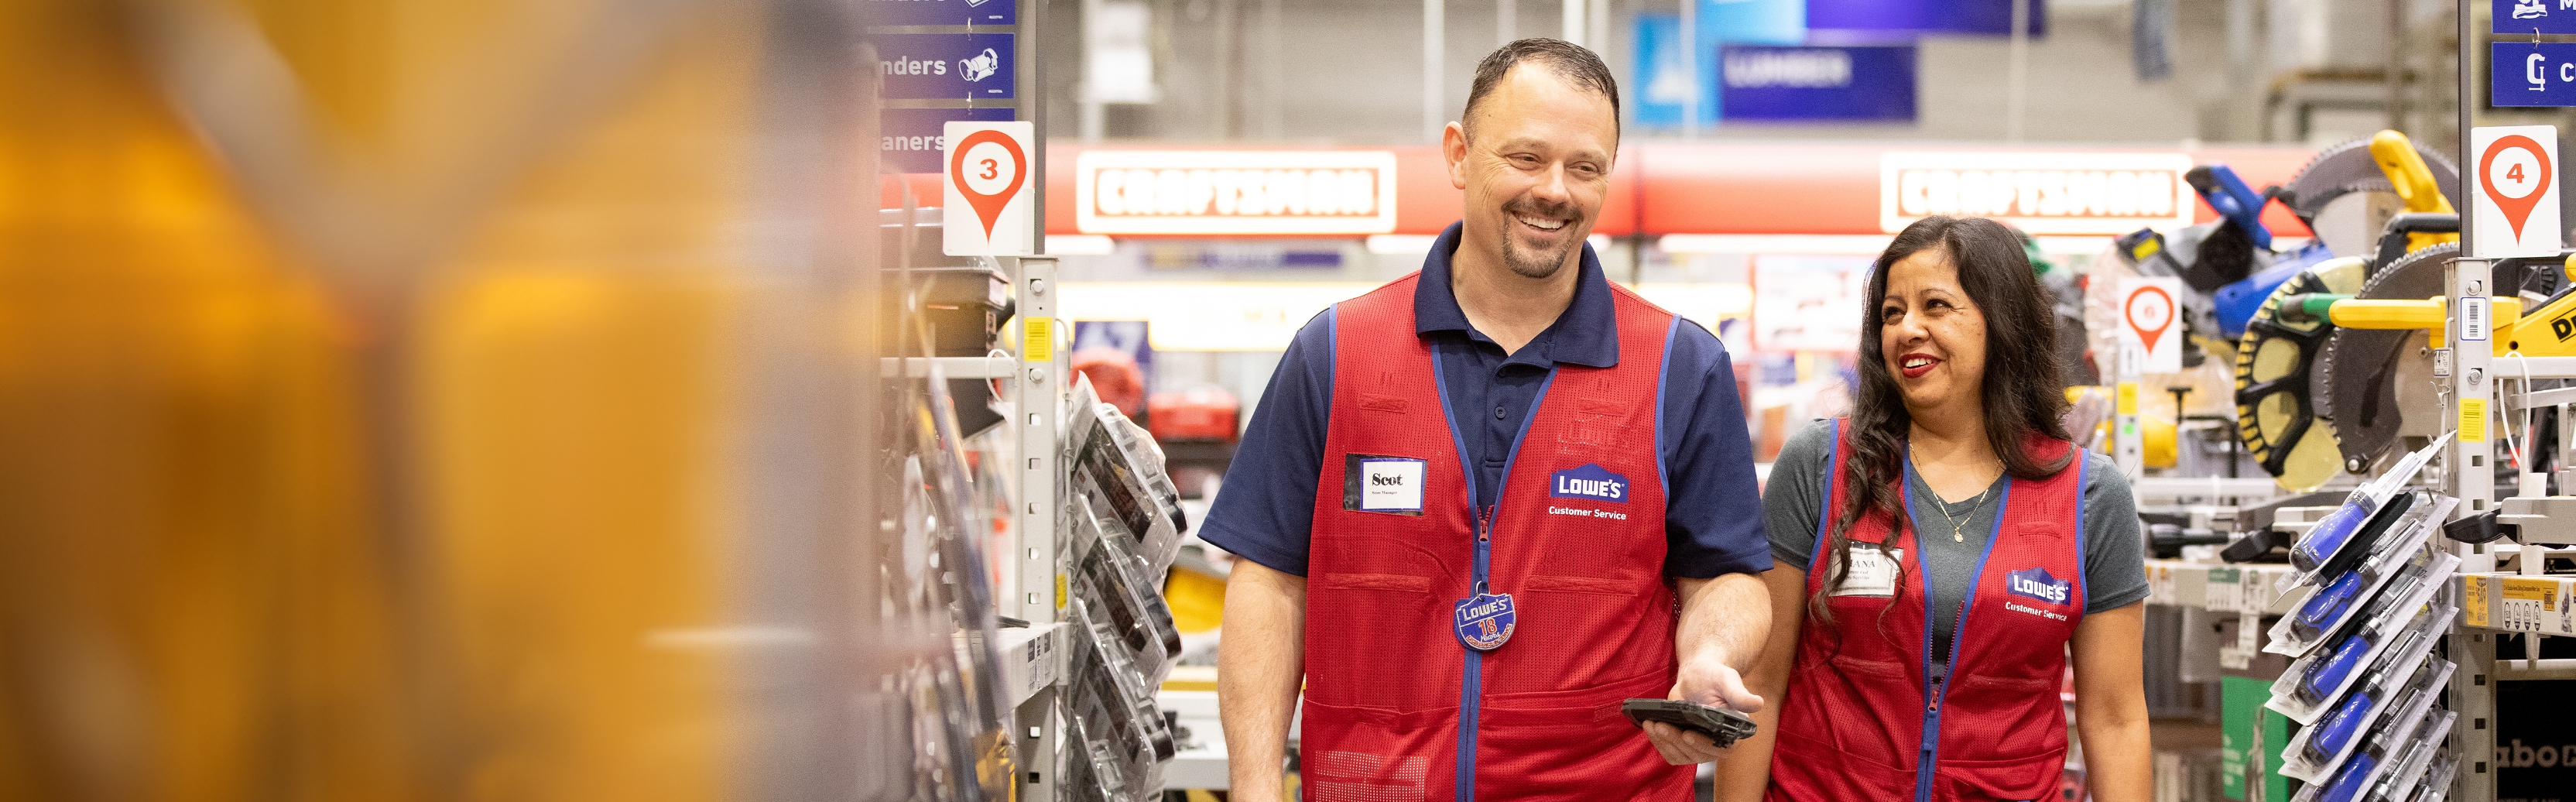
[1775,418,1841,472]
[2074,451,2132,501]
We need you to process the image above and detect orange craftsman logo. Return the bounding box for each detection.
[1074,150,1399,235]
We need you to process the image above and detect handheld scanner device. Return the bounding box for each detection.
[2187,164,2273,250]
[2368,130,2461,253]
[2297,580,2432,705]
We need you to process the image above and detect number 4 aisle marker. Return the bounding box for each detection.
[2470,125,2562,259]
[944,120,1035,257]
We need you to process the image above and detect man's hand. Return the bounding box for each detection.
[1640,651,1764,765]
[1651,574,1771,766]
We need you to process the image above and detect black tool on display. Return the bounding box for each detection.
[1621,699,1759,748]
[2222,529,2291,563]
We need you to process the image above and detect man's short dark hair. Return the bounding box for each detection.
[1463,39,1621,139]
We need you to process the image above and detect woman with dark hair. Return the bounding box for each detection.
[1714,216,2151,802]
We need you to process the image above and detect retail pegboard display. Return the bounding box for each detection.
[872,242,1191,801]
[1056,372,1186,800]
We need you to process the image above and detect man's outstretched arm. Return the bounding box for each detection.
[1218,559,1307,800]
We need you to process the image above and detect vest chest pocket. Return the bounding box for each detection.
[1941,672,2067,767]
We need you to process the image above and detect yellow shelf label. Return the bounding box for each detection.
[1023,316,1053,362]
[2461,399,2487,443]
[2466,575,2493,627]
[2116,382,2138,416]
[2505,577,2560,611]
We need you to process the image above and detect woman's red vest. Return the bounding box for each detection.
[1766,419,2090,802]
[1298,272,1690,801]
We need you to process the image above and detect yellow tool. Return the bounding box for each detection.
[2322,255,2576,355]
[2369,131,2461,253]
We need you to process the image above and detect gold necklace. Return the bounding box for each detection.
[1910,443,2001,543]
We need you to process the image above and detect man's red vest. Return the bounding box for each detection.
[1766,419,2089,802]
[1300,272,1690,801]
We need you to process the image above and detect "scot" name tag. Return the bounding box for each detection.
[1343,454,1427,515]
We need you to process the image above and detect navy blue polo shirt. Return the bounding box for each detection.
[1198,223,1771,579]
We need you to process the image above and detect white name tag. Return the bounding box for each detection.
[1829,543,1903,598]
[1358,458,1426,512]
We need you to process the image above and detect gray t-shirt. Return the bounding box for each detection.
[1764,419,2149,660]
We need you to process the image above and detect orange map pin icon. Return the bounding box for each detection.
[2125,283,2174,354]
[950,129,1028,240]
[2481,134,2553,241]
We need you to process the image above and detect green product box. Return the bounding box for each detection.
[2219,675,2290,802]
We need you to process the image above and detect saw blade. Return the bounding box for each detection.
[2285,136,2459,218]
[2321,243,2455,473]
[2235,256,2369,491]
[2285,137,2458,258]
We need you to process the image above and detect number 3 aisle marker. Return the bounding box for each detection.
[944,121,1035,257]
[2470,125,2562,259]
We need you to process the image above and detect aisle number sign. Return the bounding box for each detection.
[2119,276,2184,373]
[1880,152,2195,235]
[944,121,1035,256]
[1074,150,1398,235]
[2493,43,2576,107]
[2469,125,2561,258]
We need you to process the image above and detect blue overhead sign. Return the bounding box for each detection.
[2497,0,2576,33]
[879,108,1014,173]
[1631,2,1806,127]
[865,0,1016,26]
[1718,44,1917,122]
[2493,42,2576,106]
[873,33,1015,99]
[1806,0,2043,39]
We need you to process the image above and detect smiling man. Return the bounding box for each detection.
[1204,39,1773,801]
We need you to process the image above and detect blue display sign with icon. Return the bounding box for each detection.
[2496,0,2576,34]
[872,33,1015,99]
[1718,44,1917,122]
[864,0,1016,26]
[1807,0,2043,38]
[2493,42,2576,106]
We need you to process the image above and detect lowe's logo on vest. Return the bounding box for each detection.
[2006,567,2073,605]
[1550,464,1629,503]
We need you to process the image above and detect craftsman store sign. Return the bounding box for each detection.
[1074,150,1399,235]
[1879,152,2197,235]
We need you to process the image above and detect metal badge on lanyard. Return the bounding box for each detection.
[1455,584,1516,651]
[1456,504,1515,651]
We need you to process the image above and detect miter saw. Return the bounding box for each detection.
[2229,131,2463,491]
[2304,253,2576,470]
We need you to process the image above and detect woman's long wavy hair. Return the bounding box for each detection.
[1811,216,2074,627]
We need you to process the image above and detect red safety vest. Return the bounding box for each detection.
[1766,419,2088,802]
[1300,272,1690,801]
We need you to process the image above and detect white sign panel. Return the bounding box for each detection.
[1752,255,1871,352]
[1074,150,1399,235]
[2470,125,2562,259]
[2119,276,2184,374]
[944,121,1036,256]
[1881,152,2196,235]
